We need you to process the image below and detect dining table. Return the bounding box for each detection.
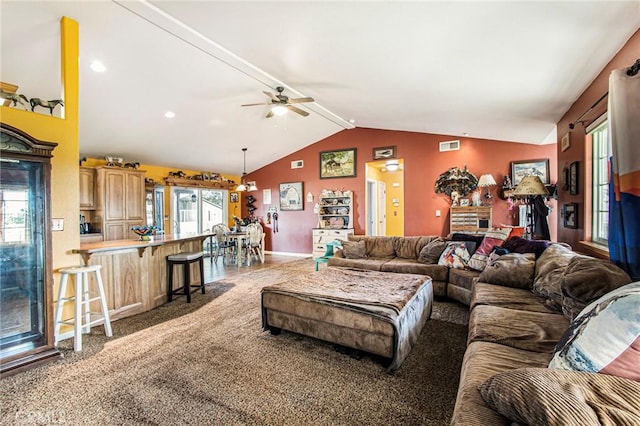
[225,231,247,266]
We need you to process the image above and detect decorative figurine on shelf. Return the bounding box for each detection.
[29,98,64,115]
[124,162,140,169]
[0,90,29,110]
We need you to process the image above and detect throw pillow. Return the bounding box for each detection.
[532,244,582,311]
[451,233,484,251]
[339,239,367,259]
[479,367,640,425]
[478,253,536,289]
[560,257,632,320]
[437,241,472,269]
[502,236,550,259]
[417,237,448,264]
[467,227,511,271]
[549,281,640,382]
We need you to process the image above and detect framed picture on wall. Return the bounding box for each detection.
[230,192,239,203]
[372,146,396,160]
[279,182,304,211]
[320,148,356,179]
[511,158,550,185]
[563,203,578,229]
[561,133,571,152]
[569,161,579,195]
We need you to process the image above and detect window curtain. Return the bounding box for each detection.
[608,65,640,280]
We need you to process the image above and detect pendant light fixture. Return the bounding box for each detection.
[235,148,258,192]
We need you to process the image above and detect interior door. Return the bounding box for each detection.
[378,182,387,235]
[366,179,377,235]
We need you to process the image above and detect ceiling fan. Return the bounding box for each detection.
[241,86,314,118]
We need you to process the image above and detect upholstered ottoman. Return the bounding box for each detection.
[261,267,433,371]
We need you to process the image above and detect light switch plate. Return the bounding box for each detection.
[52,218,64,231]
[435,210,441,217]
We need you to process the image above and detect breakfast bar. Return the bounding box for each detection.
[72,232,213,321]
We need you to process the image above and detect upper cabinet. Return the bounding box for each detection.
[79,166,96,209]
[94,167,146,240]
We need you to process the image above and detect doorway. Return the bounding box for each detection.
[170,187,228,234]
[365,159,404,236]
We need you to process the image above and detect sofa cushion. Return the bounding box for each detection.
[364,236,397,259]
[560,257,632,320]
[479,367,640,426]
[340,239,367,259]
[451,341,552,426]
[327,257,388,271]
[533,243,583,311]
[438,241,473,269]
[449,268,480,292]
[471,283,558,314]
[468,228,511,271]
[417,237,448,264]
[477,253,536,289]
[468,305,569,353]
[502,236,550,259]
[380,258,449,282]
[393,236,421,259]
[550,281,640,382]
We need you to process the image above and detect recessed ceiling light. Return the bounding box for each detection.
[349,119,356,124]
[463,132,469,136]
[90,60,106,72]
[164,111,175,118]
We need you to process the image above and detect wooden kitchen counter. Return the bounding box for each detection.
[71,232,213,321]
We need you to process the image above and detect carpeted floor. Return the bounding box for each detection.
[1,260,469,426]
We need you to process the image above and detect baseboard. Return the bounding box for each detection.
[264,251,310,258]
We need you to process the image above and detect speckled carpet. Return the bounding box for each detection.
[0,260,468,426]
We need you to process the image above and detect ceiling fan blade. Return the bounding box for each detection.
[241,102,270,107]
[286,105,309,117]
[263,91,279,102]
[265,109,274,118]
[286,97,314,104]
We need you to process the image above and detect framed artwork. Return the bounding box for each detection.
[563,203,578,229]
[279,182,304,211]
[230,192,239,203]
[511,158,550,185]
[561,133,571,152]
[320,148,356,179]
[372,146,396,160]
[569,161,579,195]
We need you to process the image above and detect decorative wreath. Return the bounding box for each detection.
[434,166,478,196]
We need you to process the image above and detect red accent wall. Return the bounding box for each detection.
[247,127,557,254]
[555,29,640,253]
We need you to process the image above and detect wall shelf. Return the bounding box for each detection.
[164,177,235,190]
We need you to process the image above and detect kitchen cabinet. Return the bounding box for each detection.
[79,166,96,209]
[94,166,146,241]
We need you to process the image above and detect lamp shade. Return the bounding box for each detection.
[513,175,549,196]
[247,181,258,192]
[478,174,497,188]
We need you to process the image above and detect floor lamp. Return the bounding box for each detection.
[512,176,549,239]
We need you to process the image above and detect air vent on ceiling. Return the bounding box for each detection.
[439,140,460,152]
[291,160,304,169]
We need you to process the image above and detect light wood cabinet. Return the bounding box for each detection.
[79,166,96,209]
[450,206,492,234]
[95,166,146,241]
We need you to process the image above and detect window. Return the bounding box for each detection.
[590,119,609,245]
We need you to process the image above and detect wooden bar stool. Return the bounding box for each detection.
[167,251,205,303]
[54,265,113,352]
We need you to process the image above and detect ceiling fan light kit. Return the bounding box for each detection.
[242,86,314,119]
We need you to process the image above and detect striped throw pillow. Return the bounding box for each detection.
[549,281,640,381]
[467,227,511,271]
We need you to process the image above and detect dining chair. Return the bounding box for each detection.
[244,223,265,266]
[211,223,235,264]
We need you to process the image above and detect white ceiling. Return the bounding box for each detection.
[1,1,638,175]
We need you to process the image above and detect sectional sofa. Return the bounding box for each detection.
[329,235,640,424]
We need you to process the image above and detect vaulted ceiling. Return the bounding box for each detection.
[1,1,638,175]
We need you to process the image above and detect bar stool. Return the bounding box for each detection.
[54,264,113,352]
[167,251,205,303]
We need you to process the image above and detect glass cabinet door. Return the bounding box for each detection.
[0,160,48,362]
